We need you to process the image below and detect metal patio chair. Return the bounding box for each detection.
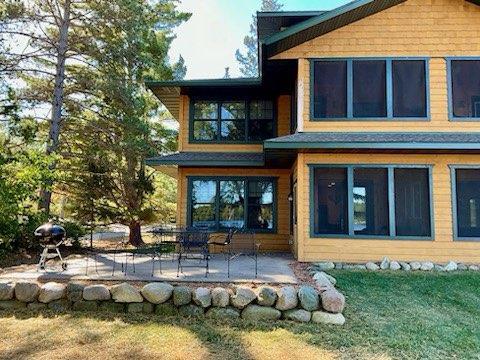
[176,229,210,277]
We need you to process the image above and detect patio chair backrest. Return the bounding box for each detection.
[230,229,256,254]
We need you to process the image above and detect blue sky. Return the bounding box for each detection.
[169,0,351,79]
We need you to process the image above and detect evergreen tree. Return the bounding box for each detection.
[235,0,283,77]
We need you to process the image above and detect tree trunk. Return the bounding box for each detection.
[39,0,71,214]
[129,220,143,247]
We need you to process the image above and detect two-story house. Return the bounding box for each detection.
[146,0,480,263]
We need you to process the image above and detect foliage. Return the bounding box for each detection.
[235,0,283,77]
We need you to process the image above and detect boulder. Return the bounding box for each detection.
[141,283,173,304]
[457,263,468,271]
[434,264,445,272]
[320,272,336,286]
[314,262,335,271]
[256,286,277,307]
[399,262,411,271]
[155,303,178,316]
[15,281,40,302]
[389,261,401,271]
[38,282,66,303]
[365,262,379,271]
[67,282,85,302]
[275,286,298,311]
[98,301,125,313]
[83,284,111,301]
[380,257,390,270]
[27,302,47,311]
[343,264,366,270]
[110,283,143,303]
[334,262,344,270]
[283,309,311,323]
[206,307,240,320]
[242,305,281,321]
[0,300,26,310]
[469,265,479,271]
[142,303,155,314]
[297,285,319,311]
[420,262,434,271]
[313,272,335,290]
[410,261,421,271]
[444,261,458,272]
[211,287,230,307]
[311,311,346,325]
[321,289,345,314]
[0,281,15,301]
[72,300,99,312]
[193,287,211,308]
[173,286,191,306]
[178,304,204,317]
[230,287,256,309]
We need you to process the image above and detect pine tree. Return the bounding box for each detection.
[235,0,283,77]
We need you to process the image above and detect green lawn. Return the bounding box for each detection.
[1,271,479,360]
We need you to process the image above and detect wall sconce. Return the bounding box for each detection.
[288,193,293,202]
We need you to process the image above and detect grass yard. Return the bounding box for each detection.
[1,271,479,360]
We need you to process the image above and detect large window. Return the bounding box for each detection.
[453,168,480,239]
[191,100,275,142]
[311,58,429,120]
[311,165,432,239]
[189,177,276,232]
[449,59,480,119]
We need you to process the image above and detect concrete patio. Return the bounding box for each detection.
[0,252,298,284]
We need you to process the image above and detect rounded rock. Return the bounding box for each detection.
[256,286,277,307]
[399,262,411,271]
[389,261,401,271]
[83,284,111,301]
[314,262,335,271]
[110,283,143,303]
[178,304,204,317]
[297,285,319,311]
[420,262,434,271]
[444,261,458,272]
[211,287,230,308]
[410,261,422,271]
[321,289,345,314]
[283,309,311,323]
[231,286,256,309]
[173,286,191,306]
[141,283,174,304]
[0,281,15,301]
[312,311,345,325]
[275,286,298,311]
[365,262,380,271]
[380,257,390,270]
[15,281,40,303]
[38,282,66,303]
[206,307,240,320]
[193,287,212,308]
[242,305,281,321]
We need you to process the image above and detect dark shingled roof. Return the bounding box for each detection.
[146,152,265,167]
[264,132,480,150]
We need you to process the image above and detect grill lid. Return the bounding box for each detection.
[34,223,66,239]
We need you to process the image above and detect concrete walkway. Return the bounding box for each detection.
[0,253,298,284]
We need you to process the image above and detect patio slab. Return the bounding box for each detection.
[0,253,298,284]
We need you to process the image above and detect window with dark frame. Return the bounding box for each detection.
[189,177,276,232]
[312,166,432,238]
[450,60,480,119]
[191,100,275,142]
[312,58,428,119]
[454,169,480,238]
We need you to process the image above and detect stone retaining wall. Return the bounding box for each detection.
[0,280,346,325]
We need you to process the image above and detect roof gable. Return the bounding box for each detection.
[263,0,480,58]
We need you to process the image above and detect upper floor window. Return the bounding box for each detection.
[191,100,275,142]
[311,58,428,120]
[448,59,480,119]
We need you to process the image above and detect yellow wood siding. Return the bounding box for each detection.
[178,95,291,152]
[296,153,480,263]
[273,0,480,132]
[177,167,291,252]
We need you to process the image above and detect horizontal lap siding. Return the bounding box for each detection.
[178,95,291,152]
[273,0,480,132]
[296,153,480,263]
[177,167,291,252]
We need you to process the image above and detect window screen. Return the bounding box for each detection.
[191,180,217,229]
[249,100,274,141]
[313,168,348,235]
[451,60,480,118]
[455,169,480,238]
[219,180,245,229]
[353,60,387,117]
[394,168,431,237]
[193,102,218,141]
[313,61,347,118]
[393,60,427,117]
[247,181,274,230]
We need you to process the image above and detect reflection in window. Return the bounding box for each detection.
[248,181,274,230]
[455,169,480,238]
[191,180,216,229]
[393,60,427,117]
[313,61,347,118]
[249,101,274,140]
[353,168,389,236]
[219,181,245,229]
[451,60,480,118]
[394,168,431,237]
[313,168,348,235]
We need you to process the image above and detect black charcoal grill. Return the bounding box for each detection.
[34,222,68,271]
